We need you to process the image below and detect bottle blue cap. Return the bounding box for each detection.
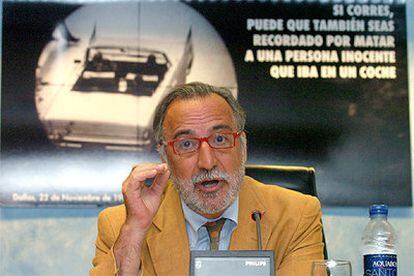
[369,204,388,217]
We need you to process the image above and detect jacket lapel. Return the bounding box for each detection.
[230,176,272,251]
[146,184,190,276]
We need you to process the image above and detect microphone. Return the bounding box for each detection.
[251,211,263,250]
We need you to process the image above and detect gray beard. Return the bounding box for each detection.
[170,165,245,215]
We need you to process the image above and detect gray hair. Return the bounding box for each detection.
[153,82,246,144]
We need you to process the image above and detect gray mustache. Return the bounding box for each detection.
[192,168,229,183]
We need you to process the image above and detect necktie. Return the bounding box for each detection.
[204,218,226,250]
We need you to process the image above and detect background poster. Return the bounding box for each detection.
[1,1,410,206]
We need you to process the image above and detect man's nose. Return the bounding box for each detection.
[197,141,217,170]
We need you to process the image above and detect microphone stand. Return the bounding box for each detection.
[252,211,262,250]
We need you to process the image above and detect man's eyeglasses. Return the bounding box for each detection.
[166,132,242,155]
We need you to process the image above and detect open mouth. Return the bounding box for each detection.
[195,179,222,192]
[200,180,219,188]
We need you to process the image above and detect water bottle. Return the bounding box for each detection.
[361,204,397,276]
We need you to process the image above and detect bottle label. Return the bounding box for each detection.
[364,254,397,276]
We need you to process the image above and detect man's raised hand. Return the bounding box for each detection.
[122,163,170,231]
[114,163,170,275]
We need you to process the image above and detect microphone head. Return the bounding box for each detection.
[251,210,263,221]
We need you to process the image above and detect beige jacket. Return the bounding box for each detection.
[90,176,324,275]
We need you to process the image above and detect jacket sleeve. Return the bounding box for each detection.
[90,210,118,276]
[276,196,325,276]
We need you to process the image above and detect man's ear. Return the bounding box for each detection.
[157,143,167,163]
[241,131,247,163]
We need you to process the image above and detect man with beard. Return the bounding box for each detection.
[90,82,324,275]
